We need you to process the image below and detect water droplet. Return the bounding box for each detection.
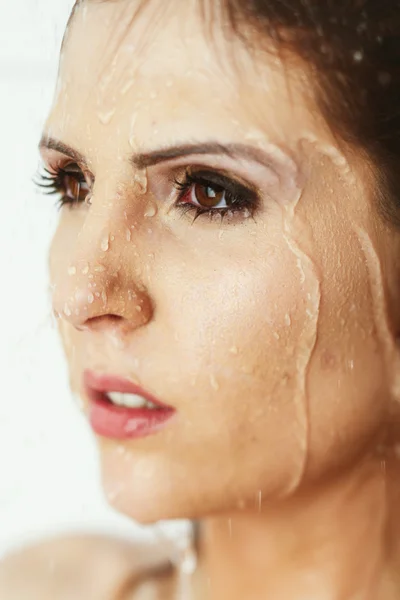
[210,374,219,391]
[136,305,142,312]
[88,293,95,304]
[128,113,139,149]
[133,170,148,194]
[273,332,280,340]
[94,265,106,273]
[284,313,291,327]
[144,202,157,218]
[101,290,108,305]
[121,78,134,95]
[229,346,238,355]
[64,303,72,317]
[218,230,225,241]
[68,266,76,276]
[101,236,109,252]
[111,333,125,349]
[97,108,116,125]
[228,519,233,537]
[147,228,153,234]
[82,263,89,275]
[126,229,132,242]
[95,292,100,298]
[353,50,364,62]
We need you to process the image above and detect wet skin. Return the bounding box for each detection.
[38,1,400,599]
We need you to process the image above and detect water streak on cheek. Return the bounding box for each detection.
[299,134,355,183]
[355,228,400,401]
[281,178,322,495]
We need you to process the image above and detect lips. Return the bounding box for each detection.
[83,370,176,440]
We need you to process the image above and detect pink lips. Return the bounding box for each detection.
[83,370,176,440]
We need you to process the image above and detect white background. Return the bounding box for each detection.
[0,0,185,557]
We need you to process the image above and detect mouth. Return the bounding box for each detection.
[83,370,176,440]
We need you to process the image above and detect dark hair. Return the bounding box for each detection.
[226,1,400,226]
[69,0,400,226]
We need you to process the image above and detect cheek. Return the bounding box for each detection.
[146,241,322,495]
[149,219,388,491]
[305,237,388,477]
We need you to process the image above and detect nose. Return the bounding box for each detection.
[51,206,153,335]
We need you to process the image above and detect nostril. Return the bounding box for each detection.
[84,314,125,331]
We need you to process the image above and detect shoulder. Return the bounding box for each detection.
[0,533,177,600]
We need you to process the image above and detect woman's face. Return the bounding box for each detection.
[42,0,400,522]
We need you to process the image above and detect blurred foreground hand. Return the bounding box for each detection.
[0,534,175,600]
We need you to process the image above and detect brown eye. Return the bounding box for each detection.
[64,174,90,203]
[193,183,226,208]
[61,163,92,204]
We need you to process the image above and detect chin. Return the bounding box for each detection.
[97,440,192,524]
[103,482,199,526]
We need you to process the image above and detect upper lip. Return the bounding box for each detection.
[83,369,174,410]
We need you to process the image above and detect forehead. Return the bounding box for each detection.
[47,0,326,162]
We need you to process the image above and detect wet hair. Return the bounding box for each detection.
[68,0,400,226]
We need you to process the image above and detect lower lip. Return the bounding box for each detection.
[88,393,176,440]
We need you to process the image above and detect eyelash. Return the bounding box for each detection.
[173,171,258,223]
[35,166,91,209]
[35,165,259,222]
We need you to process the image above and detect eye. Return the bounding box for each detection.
[190,182,227,209]
[174,170,258,222]
[35,163,93,208]
[63,165,91,204]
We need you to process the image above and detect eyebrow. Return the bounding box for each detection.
[39,136,280,171]
[39,136,87,165]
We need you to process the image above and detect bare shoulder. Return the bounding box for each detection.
[0,533,177,600]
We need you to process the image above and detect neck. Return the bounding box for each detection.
[194,457,400,600]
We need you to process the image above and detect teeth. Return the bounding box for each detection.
[106,391,158,410]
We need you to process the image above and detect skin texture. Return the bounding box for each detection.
[10,0,400,598]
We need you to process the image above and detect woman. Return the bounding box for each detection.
[2,0,400,598]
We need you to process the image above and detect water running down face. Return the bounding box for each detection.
[40,0,400,523]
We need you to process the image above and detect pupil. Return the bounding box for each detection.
[66,175,88,202]
[195,183,224,208]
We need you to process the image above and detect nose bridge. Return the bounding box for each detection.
[52,196,150,329]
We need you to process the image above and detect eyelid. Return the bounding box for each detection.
[152,153,280,197]
[180,164,259,193]
[63,162,94,187]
